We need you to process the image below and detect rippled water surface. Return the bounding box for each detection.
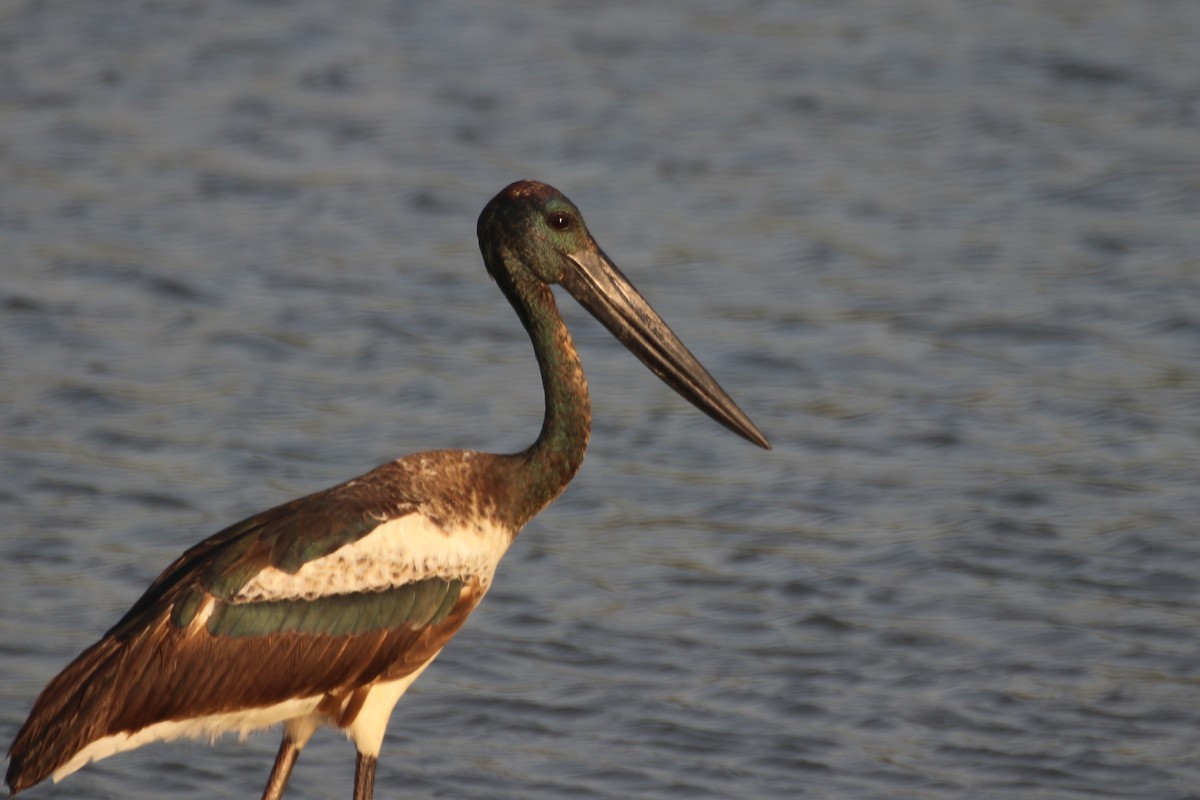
[2,2,1199,798]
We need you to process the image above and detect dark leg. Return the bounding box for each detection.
[261,734,302,800]
[353,751,378,800]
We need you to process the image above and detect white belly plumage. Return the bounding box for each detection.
[53,655,444,783]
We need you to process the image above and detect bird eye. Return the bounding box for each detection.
[547,211,571,231]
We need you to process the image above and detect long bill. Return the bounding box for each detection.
[559,247,771,450]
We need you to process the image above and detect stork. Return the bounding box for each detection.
[6,180,770,798]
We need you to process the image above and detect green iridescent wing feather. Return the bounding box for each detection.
[109,473,417,639]
[204,578,464,638]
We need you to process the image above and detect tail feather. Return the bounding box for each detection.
[6,634,129,795]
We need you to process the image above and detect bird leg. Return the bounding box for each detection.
[353,751,378,800]
[261,733,302,800]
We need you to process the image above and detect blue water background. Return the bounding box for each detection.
[2,3,1198,798]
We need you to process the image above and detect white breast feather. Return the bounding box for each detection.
[233,513,510,602]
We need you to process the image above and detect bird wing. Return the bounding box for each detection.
[106,471,414,639]
[7,457,505,793]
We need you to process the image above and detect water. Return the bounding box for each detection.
[2,1,1199,798]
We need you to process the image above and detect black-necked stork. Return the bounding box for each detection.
[6,180,770,799]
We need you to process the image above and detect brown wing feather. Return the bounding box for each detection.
[5,580,485,794]
[7,451,516,795]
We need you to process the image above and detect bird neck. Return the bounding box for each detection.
[508,280,591,527]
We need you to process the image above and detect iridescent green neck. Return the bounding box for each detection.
[506,278,591,527]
